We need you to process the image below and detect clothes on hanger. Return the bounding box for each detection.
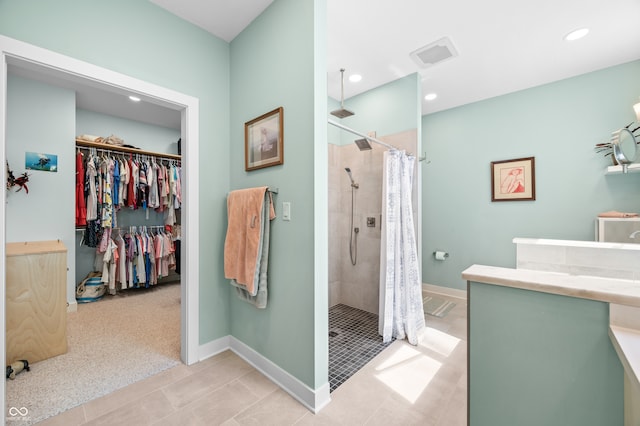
[77,145,182,287]
[94,226,176,295]
[78,147,182,236]
[75,151,87,227]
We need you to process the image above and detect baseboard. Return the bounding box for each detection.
[198,335,231,361]
[67,301,78,313]
[197,336,331,413]
[229,337,331,413]
[423,283,467,300]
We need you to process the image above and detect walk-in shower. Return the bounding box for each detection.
[345,167,359,266]
[328,164,392,393]
[328,125,420,392]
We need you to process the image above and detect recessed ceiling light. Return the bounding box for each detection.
[564,28,589,41]
[424,93,438,101]
[349,74,362,83]
[128,95,141,102]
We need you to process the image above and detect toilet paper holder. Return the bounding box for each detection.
[433,250,449,260]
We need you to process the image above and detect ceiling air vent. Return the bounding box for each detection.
[410,37,458,68]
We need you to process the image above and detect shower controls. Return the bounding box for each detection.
[282,202,291,221]
[367,217,376,227]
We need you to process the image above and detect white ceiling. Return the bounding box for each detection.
[150,0,274,43]
[8,60,184,130]
[12,0,639,130]
[154,0,640,115]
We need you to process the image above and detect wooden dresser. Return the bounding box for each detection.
[6,240,68,364]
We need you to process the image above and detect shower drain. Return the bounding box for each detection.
[328,331,339,338]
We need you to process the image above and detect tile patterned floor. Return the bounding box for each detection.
[328,304,394,392]
[38,290,467,425]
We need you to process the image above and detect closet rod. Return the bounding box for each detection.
[119,225,166,230]
[76,139,181,161]
[76,225,165,232]
[75,225,169,232]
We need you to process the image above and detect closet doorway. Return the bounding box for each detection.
[0,35,200,421]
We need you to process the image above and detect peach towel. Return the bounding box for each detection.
[224,187,275,295]
[597,210,639,218]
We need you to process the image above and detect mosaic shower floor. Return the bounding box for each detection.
[328,304,394,392]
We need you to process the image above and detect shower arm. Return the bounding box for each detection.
[340,69,346,110]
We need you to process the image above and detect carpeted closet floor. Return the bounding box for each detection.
[6,282,181,425]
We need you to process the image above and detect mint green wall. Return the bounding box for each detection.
[331,73,421,145]
[229,0,326,389]
[0,0,232,343]
[469,282,623,425]
[76,109,180,154]
[423,60,640,290]
[6,74,76,305]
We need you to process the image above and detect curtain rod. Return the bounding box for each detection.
[327,119,427,162]
[328,119,397,150]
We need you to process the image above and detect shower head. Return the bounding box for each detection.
[344,167,358,188]
[345,167,354,183]
[354,138,372,151]
[330,69,355,119]
[331,108,355,119]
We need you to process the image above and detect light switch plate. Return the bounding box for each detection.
[282,202,291,221]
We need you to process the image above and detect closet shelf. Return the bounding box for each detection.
[76,139,181,161]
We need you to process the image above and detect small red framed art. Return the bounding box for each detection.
[490,157,535,202]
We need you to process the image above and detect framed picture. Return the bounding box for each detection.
[25,151,58,172]
[490,156,535,202]
[245,107,284,171]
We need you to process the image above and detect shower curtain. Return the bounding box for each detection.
[379,149,425,345]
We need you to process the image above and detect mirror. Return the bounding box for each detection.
[611,127,638,173]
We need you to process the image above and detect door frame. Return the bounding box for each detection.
[0,35,200,418]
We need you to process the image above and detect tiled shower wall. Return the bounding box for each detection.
[328,129,417,314]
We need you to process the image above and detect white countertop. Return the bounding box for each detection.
[462,264,640,308]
